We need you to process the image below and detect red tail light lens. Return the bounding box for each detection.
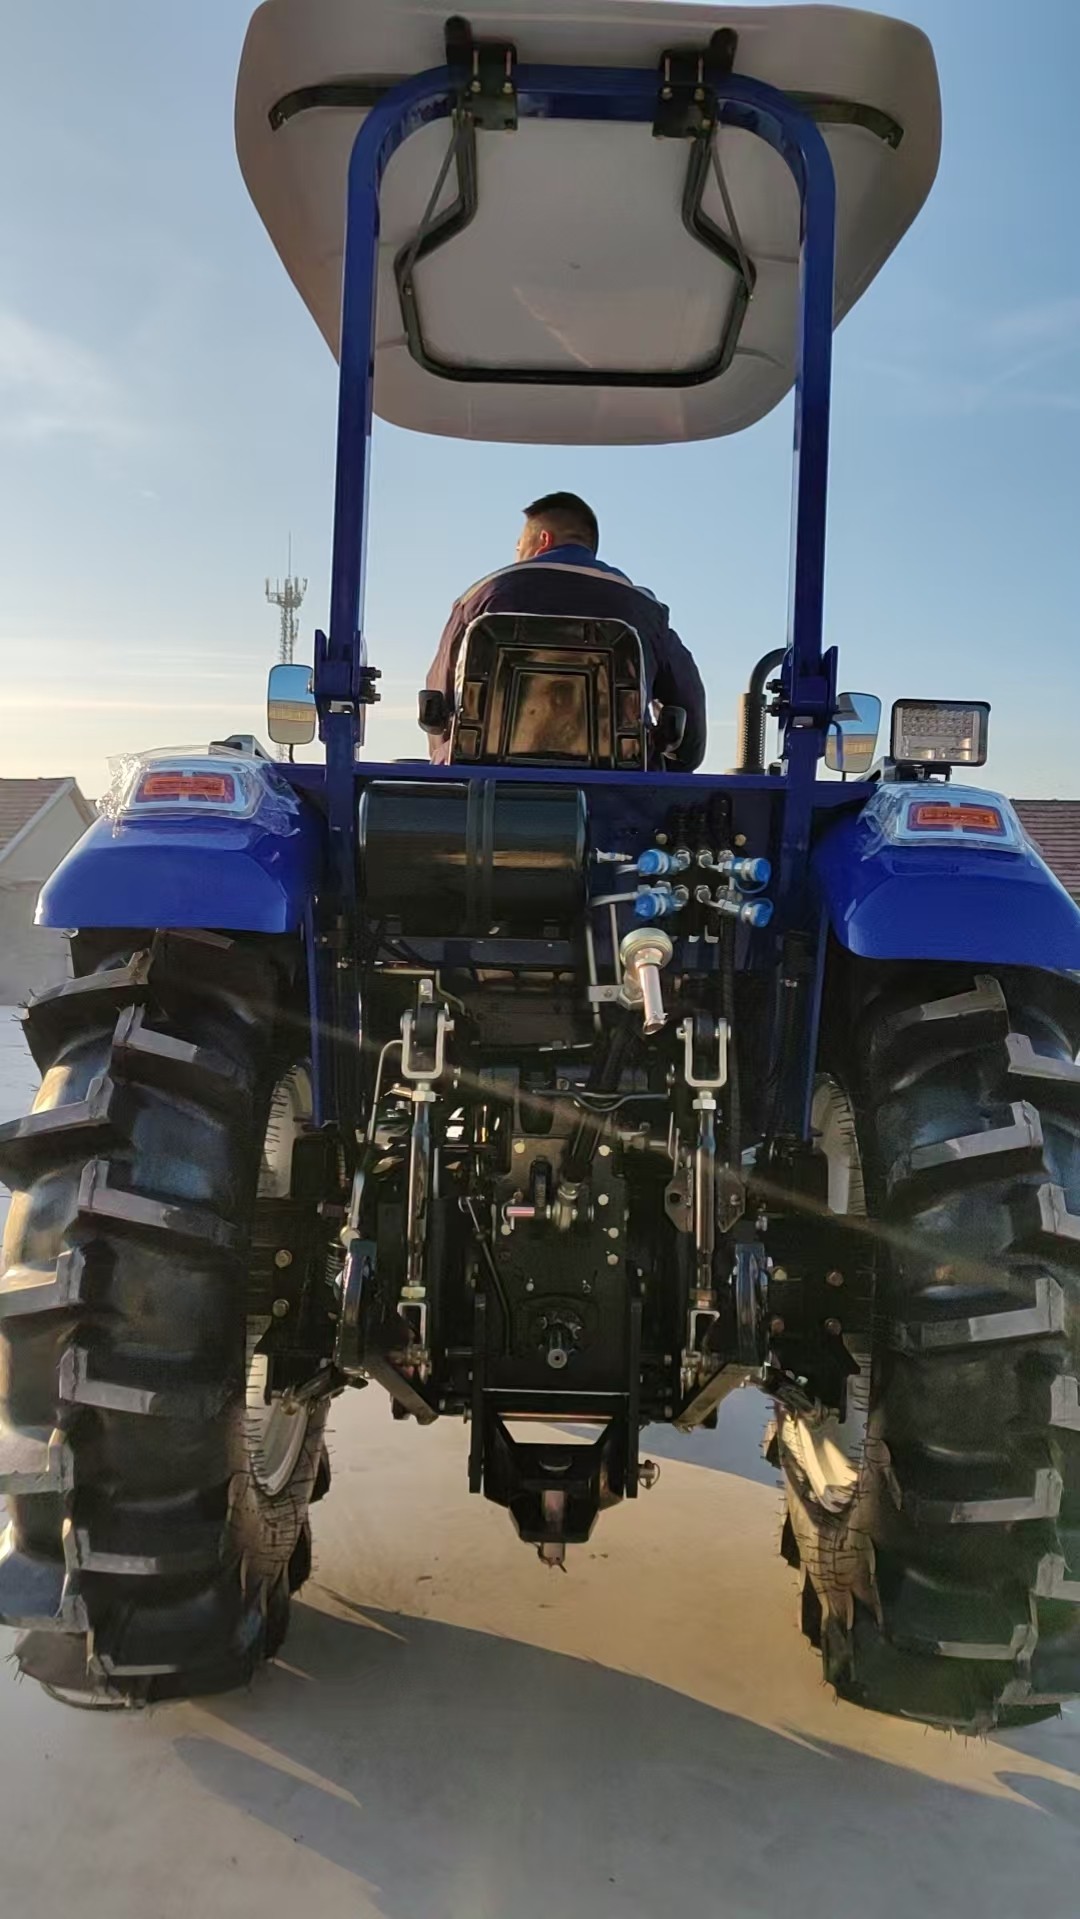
[907,801,1005,834]
[136,771,236,805]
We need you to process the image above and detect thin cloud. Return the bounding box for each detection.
[0,303,138,446]
[985,295,1080,350]
[855,290,1080,419]
[857,355,1080,418]
[4,694,238,713]
[9,666,269,686]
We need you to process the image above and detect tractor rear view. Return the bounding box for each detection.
[4,0,1080,1733]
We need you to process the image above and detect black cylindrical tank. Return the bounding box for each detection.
[358,781,586,935]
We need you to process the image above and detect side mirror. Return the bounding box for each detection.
[267,663,316,746]
[825,691,882,775]
[418,689,451,736]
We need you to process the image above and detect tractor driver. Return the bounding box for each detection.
[424,491,707,770]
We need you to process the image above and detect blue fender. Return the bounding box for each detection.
[38,763,325,935]
[811,785,1080,969]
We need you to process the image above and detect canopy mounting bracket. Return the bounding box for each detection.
[445,15,517,132]
[653,29,738,140]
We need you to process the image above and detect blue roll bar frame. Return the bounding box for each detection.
[310,60,839,1092]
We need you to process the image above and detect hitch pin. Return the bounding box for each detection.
[619,929,674,1035]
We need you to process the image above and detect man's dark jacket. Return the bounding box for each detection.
[425,543,706,769]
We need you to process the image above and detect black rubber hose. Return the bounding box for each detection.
[736,648,787,773]
[562,1017,635,1182]
[720,918,740,1166]
[763,932,807,1149]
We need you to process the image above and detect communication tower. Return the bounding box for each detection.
[265,539,307,666]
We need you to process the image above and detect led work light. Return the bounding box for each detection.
[890,700,990,766]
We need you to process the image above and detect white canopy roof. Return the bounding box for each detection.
[236,1,940,445]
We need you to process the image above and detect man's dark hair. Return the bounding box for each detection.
[522,491,600,553]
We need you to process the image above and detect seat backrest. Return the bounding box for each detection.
[448,613,646,769]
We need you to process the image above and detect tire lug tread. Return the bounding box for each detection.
[781,966,1080,1729]
[1,938,324,1704]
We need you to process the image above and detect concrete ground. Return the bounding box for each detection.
[4,1008,1080,1917]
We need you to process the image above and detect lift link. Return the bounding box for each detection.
[677,1011,730,1395]
[397,980,453,1379]
[445,15,518,131]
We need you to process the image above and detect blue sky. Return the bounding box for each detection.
[2,0,1078,799]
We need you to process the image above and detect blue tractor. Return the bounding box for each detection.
[4,0,1080,1731]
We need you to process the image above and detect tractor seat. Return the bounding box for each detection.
[418,612,649,769]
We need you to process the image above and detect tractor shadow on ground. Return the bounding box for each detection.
[177,1600,1080,1919]
[640,1384,777,1484]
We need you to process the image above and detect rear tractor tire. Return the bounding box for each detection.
[775,966,1080,1731]
[0,930,332,1705]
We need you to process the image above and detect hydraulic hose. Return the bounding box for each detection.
[720,917,741,1168]
[561,1017,635,1185]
